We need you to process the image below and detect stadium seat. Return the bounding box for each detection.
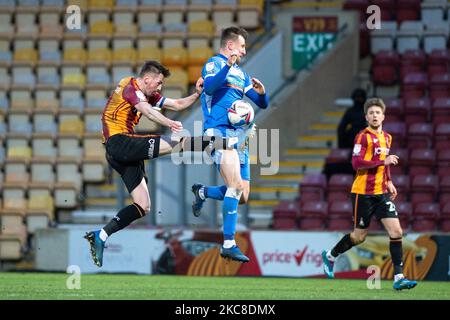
[31,133,56,158]
[431,98,450,126]
[438,174,450,205]
[434,123,450,151]
[87,65,111,85]
[440,203,450,232]
[409,149,436,178]
[187,0,212,25]
[396,201,412,231]
[27,183,54,233]
[112,65,134,84]
[63,48,87,65]
[298,201,327,230]
[396,0,421,23]
[396,21,423,54]
[429,73,450,101]
[327,201,353,231]
[412,202,439,231]
[82,156,106,183]
[37,64,60,86]
[327,174,353,202]
[372,50,399,85]
[57,134,82,159]
[391,175,410,202]
[272,200,299,230]
[383,98,404,123]
[112,48,136,65]
[4,158,29,184]
[6,134,31,160]
[15,11,38,36]
[0,235,23,260]
[162,47,188,68]
[35,88,59,111]
[400,49,426,80]
[427,49,450,76]
[212,4,235,33]
[163,67,188,97]
[383,122,406,149]
[2,182,27,210]
[406,122,433,149]
[12,65,36,87]
[299,174,327,204]
[410,174,438,205]
[343,0,369,22]
[56,157,82,191]
[8,110,32,134]
[60,88,84,111]
[371,0,396,20]
[0,207,27,245]
[33,109,57,134]
[404,97,431,125]
[325,148,351,164]
[401,73,428,100]
[389,148,408,175]
[30,157,55,184]
[237,0,262,29]
[10,87,33,111]
[437,149,450,179]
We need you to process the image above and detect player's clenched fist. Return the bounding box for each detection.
[227,50,239,66]
[168,120,183,133]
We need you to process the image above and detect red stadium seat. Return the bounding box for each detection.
[372,50,399,85]
[371,0,396,20]
[327,201,353,231]
[396,201,412,231]
[325,148,351,164]
[431,98,450,126]
[383,98,404,123]
[401,73,428,101]
[272,201,300,230]
[438,175,450,207]
[404,97,431,125]
[391,175,410,202]
[434,123,450,150]
[343,0,370,21]
[407,123,433,149]
[327,174,353,202]
[409,149,436,178]
[300,174,327,204]
[411,203,439,231]
[400,49,426,80]
[440,203,450,232]
[410,174,438,205]
[298,201,327,230]
[390,148,409,175]
[437,150,450,179]
[429,73,450,101]
[396,0,421,23]
[428,49,450,67]
[383,122,406,149]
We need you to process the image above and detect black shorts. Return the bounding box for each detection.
[351,193,399,229]
[105,133,161,193]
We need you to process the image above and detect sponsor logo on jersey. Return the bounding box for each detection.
[148,138,155,158]
[205,62,215,73]
[374,147,390,155]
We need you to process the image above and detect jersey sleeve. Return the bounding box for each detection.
[122,81,146,106]
[147,92,166,109]
[352,132,384,170]
[243,73,253,94]
[202,57,222,79]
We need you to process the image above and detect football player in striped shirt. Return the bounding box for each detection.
[321,98,417,290]
[85,61,205,267]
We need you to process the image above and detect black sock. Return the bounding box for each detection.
[103,203,146,236]
[331,233,355,257]
[390,237,403,275]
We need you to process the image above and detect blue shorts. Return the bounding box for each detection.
[206,127,250,181]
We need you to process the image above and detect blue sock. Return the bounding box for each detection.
[205,185,227,200]
[222,191,240,240]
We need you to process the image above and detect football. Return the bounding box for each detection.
[227,100,255,126]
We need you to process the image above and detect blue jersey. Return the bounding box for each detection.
[201,54,253,135]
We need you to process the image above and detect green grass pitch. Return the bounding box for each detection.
[0,273,449,300]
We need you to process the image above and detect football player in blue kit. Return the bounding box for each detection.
[191,27,269,262]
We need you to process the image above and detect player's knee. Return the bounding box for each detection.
[351,232,367,245]
[239,191,249,204]
[135,198,150,214]
[390,229,403,239]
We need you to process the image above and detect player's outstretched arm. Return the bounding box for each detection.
[162,78,203,111]
[134,101,183,133]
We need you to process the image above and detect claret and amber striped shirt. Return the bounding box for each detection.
[351,127,393,195]
[101,77,166,143]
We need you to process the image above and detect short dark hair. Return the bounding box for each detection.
[220,26,248,48]
[364,98,386,114]
[139,60,170,78]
